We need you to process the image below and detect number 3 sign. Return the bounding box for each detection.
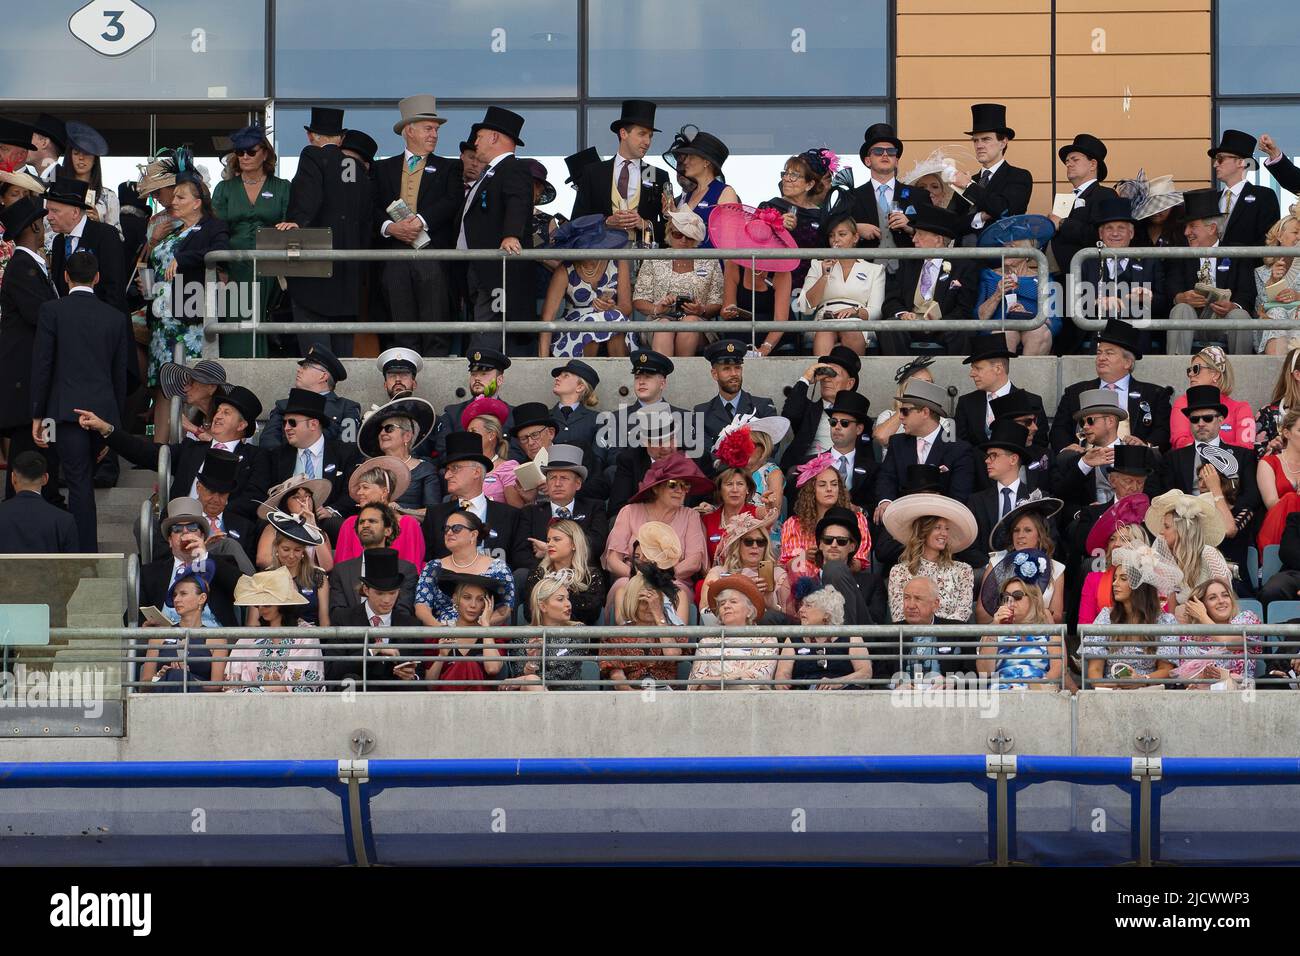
[69,0,156,57]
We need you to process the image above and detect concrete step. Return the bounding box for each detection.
[118,468,159,489]
[94,486,155,510]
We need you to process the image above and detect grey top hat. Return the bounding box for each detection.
[900,378,948,414]
[1074,388,1130,421]
[393,94,447,134]
[540,444,588,481]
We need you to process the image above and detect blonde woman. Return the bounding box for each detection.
[976,555,1063,690]
[1255,214,1300,355]
[499,573,584,691]
[600,572,688,691]
[699,511,789,616]
[461,395,519,504]
[883,493,979,623]
[520,519,607,625]
[1254,346,1300,458]
[253,514,330,627]
[1176,578,1263,688]
[1145,491,1230,620]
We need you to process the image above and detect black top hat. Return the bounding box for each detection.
[359,547,405,591]
[965,103,1015,140]
[509,402,557,437]
[860,122,904,163]
[1097,317,1143,360]
[827,390,871,422]
[1058,133,1108,182]
[909,203,963,240]
[611,100,660,134]
[815,505,862,544]
[551,358,599,390]
[341,129,378,163]
[298,344,347,383]
[304,107,345,137]
[32,113,66,151]
[467,347,510,372]
[902,464,943,495]
[1090,196,1137,227]
[215,385,263,438]
[990,391,1037,422]
[963,331,1016,364]
[1208,129,1258,167]
[435,570,505,599]
[703,339,746,365]
[442,431,494,472]
[283,387,328,423]
[1182,385,1229,418]
[666,127,729,172]
[0,197,45,240]
[817,345,861,379]
[1180,187,1222,224]
[564,147,602,185]
[195,448,240,494]
[978,420,1029,460]
[0,118,35,151]
[457,139,474,154]
[471,106,526,147]
[44,177,92,209]
[631,350,674,376]
[1112,444,1153,477]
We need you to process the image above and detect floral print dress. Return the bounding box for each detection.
[414,557,516,624]
[551,260,634,357]
[144,223,204,387]
[224,635,324,691]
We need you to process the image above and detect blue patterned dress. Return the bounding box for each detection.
[414,557,516,624]
[550,260,634,358]
[987,634,1054,690]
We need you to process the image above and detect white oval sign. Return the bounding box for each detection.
[69,0,157,58]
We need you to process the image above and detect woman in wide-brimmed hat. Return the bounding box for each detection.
[779,452,873,575]
[604,452,711,591]
[975,492,1066,625]
[1145,490,1230,618]
[976,214,1059,354]
[225,567,325,692]
[157,358,227,442]
[633,206,724,358]
[690,572,781,690]
[254,473,335,569]
[662,124,739,249]
[711,203,799,357]
[539,213,633,359]
[255,510,330,628]
[1116,168,1185,247]
[882,490,978,623]
[334,455,424,568]
[358,393,439,518]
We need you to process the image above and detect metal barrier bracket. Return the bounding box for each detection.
[1131,756,1163,782]
[985,753,1017,780]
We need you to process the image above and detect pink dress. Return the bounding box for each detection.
[224,634,325,691]
[334,513,426,567]
[603,503,707,588]
[1169,393,1255,450]
[482,459,519,503]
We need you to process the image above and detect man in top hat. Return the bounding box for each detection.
[694,339,778,466]
[518,443,610,577]
[1165,187,1259,357]
[948,104,1033,238]
[968,420,1035,565]
[138,497,245,627]
[1049,133,1117,281]
[550,358,609,478]
[0,452,78,555]
[954,332,1048,479]
[183,447,256,574]
[1050,318,1172,453]
[30,251,132,551]
[780,345,862,470]
[1151,384,1259,507]
[564,147,603,194]
[421,432,530,568]
[373,94,463,355]
[879,204,979,355]
[260,344,363,451]
[572,100,672,246]
[1061,446,1153,562]
[0,198,60,502]
[329,503,420,618]
[340,130,379,170]
[990,391,1051,491]
[434,348,521,460]
[326,547,423,689]
[1260,133,1300,195]
[0,118,35,169]
[873,377,975,524]
[457,106,534,354]
[847,123,925,265]
[506,402,560,506]
[1070,197,1167,353]
[1211,129,1279,251]
[376,347,424,399]
[1050,387,1136,519]
[607,402,687,516]
[819,390,877,512]
[29,113,65,182]
[44,176,127,315]
[275,106,372,359]
[265,387,361,517]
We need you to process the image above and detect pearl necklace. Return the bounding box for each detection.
[447,552,479,570]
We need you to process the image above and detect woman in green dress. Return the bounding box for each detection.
[211,124,291,358]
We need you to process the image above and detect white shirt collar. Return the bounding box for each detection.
[916,422,942,443]
[459,492,488,519]
[68,215,87,240]
[998,477,1021,494]
[16,246,48,272]
[981,158,1006,177]
[833,446,856,463]
[870,175,897,193]
[1073,178,1097,194]
[485,152,512,172]
[1102,374,1132,392]
[1196,437,1223,448]
[403,149,425,163]
[68,285,95,295]
[988,381,1012,400]
[1222,179,1246,199]
[550,497,576,514]
[301,435,325,458]
[209,436,241,451]
[362,600,392,627]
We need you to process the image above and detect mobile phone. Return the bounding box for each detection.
[757,559,775,593]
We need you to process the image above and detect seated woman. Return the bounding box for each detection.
[976,550,1064,690]
[1258,408,1300,512]
[774,581,871,690]
[872,358,954,449]
[796,213,886,356]
[224,567,325,692]
[519,518,606,626]
[604,453,710,596]
[975,215,1058,355]
[689,574,779,690]
[706,413,787,553]
[635,208,723,358]
[333,458,424,567]
[140,569,226,692]
[1170,347,1253,449]
[500,572,584,692]
[538,215,633,359]
[425,572,504,692]
[1145,490,1230,619]
[1082,543,1184,689]
[698,461,759,564]
[1176,578,1263,689]
[252,512,330,627]
[975,495,1066,624]
[882,491,978,623]
[1253,346,1300,459]
[779,453,871,575]
[600,570,689,691]
[698,512,789,619]
[1254,214,1300,355]
[413,508,514,627]
[1078,495,1150,626]
[255,475,334,572]
[357,394,440,520]
[1196,444,1255,582]
[461,396,519,505]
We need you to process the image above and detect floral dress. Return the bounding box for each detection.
[414,556,516,625]
[1177,610,1264,681]
[886,557,975,623]
[144,222,204,387]
[551,260,633,357]
[1081,609,1181,681]
[689,633,780,688]
[224,635,324,691]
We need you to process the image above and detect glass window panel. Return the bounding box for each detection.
[586,105,887,212]
[275,0,577,99]
[1217,105,1300,208]
[1216,1,1300,95]
[0,1,265,101]
[587,0,887,98]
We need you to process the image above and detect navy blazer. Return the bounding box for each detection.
[0,491,80,554]
[50,217,127,314]
[30,291,130,426]
[1049,377,1173,453]
[168,216,230,320]
[106,431,270,522]
[694,390,779,473]
[875,430,976,504]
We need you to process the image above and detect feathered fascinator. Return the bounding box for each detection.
[801,146,841,178]
[795,451,835,488]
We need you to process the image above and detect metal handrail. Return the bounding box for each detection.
[1068,244,1300,330]
[168,340,184,439]
[202,245,1050,334]
[156,442,171,511]
[137,498,153,566]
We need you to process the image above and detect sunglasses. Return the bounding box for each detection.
[868,147,900,157]
[821,535,852,547]
[740,537,767,548]
[663,479,691,491]
[1188,413,1220,425]
[233,146,262,157]
[380,423,406,434]
[897,406,917,417]
[828,417,859,428]
[1001,590,1028,604]
[443,523,474,535]
[1185,364,1210,377]
[1082,416,1110,427]
[284,417,312,428]
[170,522,201,535]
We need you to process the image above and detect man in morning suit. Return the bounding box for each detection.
[0,451,78,554]
[1074,197,1168,358]
[966,420,1036,569]
[878,203,978,355]
[422,432,530,568]
[517,444,609,582]
[815,390,877,512]
[1212,129,1279,254]
[1049,134,1117,277]
[572,99,672,246]
[1260,133,1300,195]
[326,548,424,689]
[947,103,1033,240]
[138,498,244,627]
[954,332,1048,489]
[265,387,361,516]
[847,123,923,267]
[873,376,975,525]
[779,345,861,470]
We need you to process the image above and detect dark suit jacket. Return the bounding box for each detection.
[1150,441,1260,570]
[519,498,610,570]
[876,616,968,680]
[0,249,57,430]
[609,447,655,517]
[1166,250,1258,317]
[875,430,976,505]
[846,179,927,249]
[285,144,372,315]
[694,390,779,471]
[1051,447,1118,525]
[1049,378,1173,453]
[372,152,464,249]
[1221,182,1281,252]
[260,391,363,451]
[138,552,242,627]
[880,255,980,321]
[50,218,126,313]
[422,499,530,569]
[460,153,533,321]
[948,161,1034,234]
[783,438,878,513]
[1050,181,1118,276]
[0,490,79,554]
[324,604,424,688]
[106,431,270,521]
[572,157,672,245]
[779,379,835,472]
[328,554,420,618]
[267,439,360,513]
[551,402,611,474]
[1079,252,1170,322]
[1265,154,1300,196]
[965,482,1051,568]
[30,291,129,426]
[954,385,1048,448]
[168,216,230,318]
